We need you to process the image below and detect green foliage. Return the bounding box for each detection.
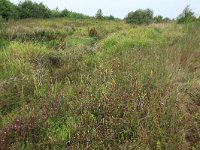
[163,17,171,22]
[154,16,171,23]
[96,9,103,19]
[47,119,71,142]
[154,15,163,23]
[50,8,61,18]
[104,15,115,20]
[0,19,200,149]
[51,8,91,19]
[67,11,91,19]
[177,5,197,24]
[125,9,154,24]
[0,18,8,49]
[18,1,51,19]
[0,0,19,20]
[60,9,69,17]
[0,0,91,20]
[0,38,8,50]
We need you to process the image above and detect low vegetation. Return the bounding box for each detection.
[0,1,200,149]
[0,17,200,149]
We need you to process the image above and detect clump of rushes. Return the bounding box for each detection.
[88,27,98,37]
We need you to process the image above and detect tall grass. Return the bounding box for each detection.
[0,19,199,149]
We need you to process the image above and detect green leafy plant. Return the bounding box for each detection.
[125,9,154,24]
[177,5,197,23]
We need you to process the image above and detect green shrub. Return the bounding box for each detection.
[125,9,154,24]
[177,5,197,24]
[50,8,61,18]
[60,9,69,17]
[0,0,19,20]
[163,17,171,22]
[154,15,163,23]
[18,1,51,19]
[104,15,115,20]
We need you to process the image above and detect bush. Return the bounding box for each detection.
[60,9,69,17]
[154,15,163,23]
[125,9,154,25]
[68,11,90,19]
[0,0,19,20]
[163,17,171,22]
[177,5,197,24]
[18,1,51,19]
[50,8,61,18]
[104,15,115,20]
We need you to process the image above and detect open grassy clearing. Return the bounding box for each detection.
[0,19,200,149]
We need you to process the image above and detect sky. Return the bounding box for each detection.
[11,0,200,19]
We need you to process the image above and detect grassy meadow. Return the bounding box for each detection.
[0,18,200,149]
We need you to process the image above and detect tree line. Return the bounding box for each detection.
[0,0,116,21]
[124,5,200,24]
[0,0,91,20]
[0,0,199,24]
[95,5,199,24]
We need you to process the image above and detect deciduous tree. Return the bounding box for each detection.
[125,9,154,24]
